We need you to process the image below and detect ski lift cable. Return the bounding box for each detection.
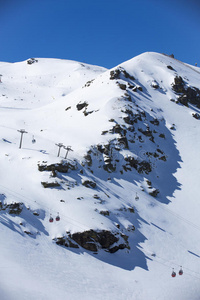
[141,194,200,233]
[1,185,200,280]
[155,201,200,232]
[1,182,200,272]
[1,181,200,247]
[142,247,200,279]
[2,179,200,248]
[0,184,90,231]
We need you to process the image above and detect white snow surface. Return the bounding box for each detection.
[0,53,200,299]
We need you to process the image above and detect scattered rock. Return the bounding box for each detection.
[159,133,165,139]
[151,80,159,89]
[41,181,60,188]
[150,118,159,126]
[172,76,185,94]
[6,202,23,215]
[110,69,120,80]
[82,180,96,188]
[149,189,159,197]
[117,136,129,149]
[192,113,200,119]
[24,230,33,235]
[117,83,126,90]
[167,65,175,71]
[76,102,88,111]
[99,210,110,216]
[38,162,76,173]
[27,58,38,65]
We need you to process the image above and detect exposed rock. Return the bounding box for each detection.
[83,109,94,116]
[41,181,60,188]
[124,156,152,174]
[192,113,200,119]
[6,202,23,215]
[128,207,135,213]
[123,115,134,125]
[109,244,126,253]
[27,58,38,65]
[103,163,116,173]
[24,230,33,235]
[82,180,96,188]
[167,65,175,71]
[122,69,135,80]
[99,210,110,216]
[110,67,135,81]
[38,162,76,173]
[84,79,95,87]
[149,189,159,197]
[150,118,159,126]
[151,80,159,89]
[159,155,167,161]
[71,230,119,252]
[84,154,92,166]
[172,76,185,94]
[138,127,153,137]
[159,133,165,139]
[101,130,108,135]
[111,124,127,136]
[76,102,88,111]
[110,69,120,80]
[127,224,135,232]
[117,136,129,149]
[55,237,79,248]
[178,95,189,107]
[117,83,127,90]
[172,77,200,108]
[137,161,152,174]
[132,86,138,92]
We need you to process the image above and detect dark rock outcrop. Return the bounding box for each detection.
[38,162,76,173]
[55,230,128,253]
[82,180,96,188]
[76,102,88,111]
[72,230,119,252]
[124,156,152,174]
[41,181,60,188]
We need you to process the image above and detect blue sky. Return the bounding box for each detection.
[0,0,199,68]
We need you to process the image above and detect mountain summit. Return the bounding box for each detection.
[1,52,200,300]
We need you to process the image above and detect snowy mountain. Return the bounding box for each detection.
[1,52,200,300]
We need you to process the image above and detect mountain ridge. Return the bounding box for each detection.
[0,52,200,299]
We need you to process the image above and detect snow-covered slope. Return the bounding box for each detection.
[1,53,200,300]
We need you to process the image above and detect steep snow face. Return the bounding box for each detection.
[1,53,200,300]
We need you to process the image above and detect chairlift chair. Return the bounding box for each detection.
[56,213,60,221]
[171,268,176,278]
[179,266,183,275]
[49,214,54,223]
[32,135,36,144]
[135,193,139,201]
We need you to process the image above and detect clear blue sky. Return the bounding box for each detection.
[0,0,199,68]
